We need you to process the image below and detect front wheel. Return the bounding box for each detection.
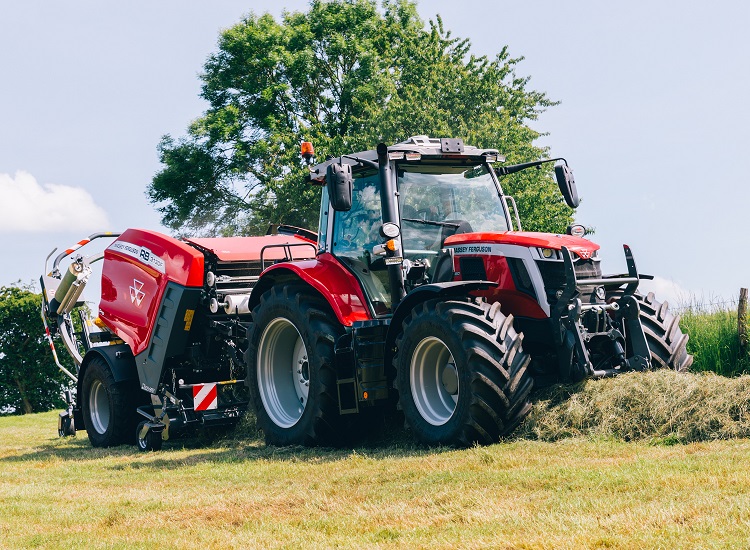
[394,299,533,446]
[246,285,344,446]
[636,292,693,372]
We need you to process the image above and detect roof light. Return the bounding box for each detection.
[300,142,315,162]
[388,152,404,160]
[405,152,421,161]
[484,155,498,163]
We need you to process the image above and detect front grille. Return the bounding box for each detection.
[535,259,602,303]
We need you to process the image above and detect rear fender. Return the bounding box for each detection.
[77,344,138,398]
[248,253,372,326]
[384,281,496,370]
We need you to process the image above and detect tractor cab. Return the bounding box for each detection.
[308,136,521,316]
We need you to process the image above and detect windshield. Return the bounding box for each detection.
[398,163,509,252]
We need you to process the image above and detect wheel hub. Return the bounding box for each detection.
[88,379,110,435]
[257,317,309,428]
[410,336,459,426]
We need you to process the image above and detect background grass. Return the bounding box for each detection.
[4,410,750,549]
[682,307,750,376]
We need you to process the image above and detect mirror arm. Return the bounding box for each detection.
[341,155,379,171]
[496,157,567,176]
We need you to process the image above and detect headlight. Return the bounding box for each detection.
[537,247,560,260]
[380,222,400,239]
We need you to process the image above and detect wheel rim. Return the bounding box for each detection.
[257,317,309,428]
[88,379,110,435]
[410,337,459,426]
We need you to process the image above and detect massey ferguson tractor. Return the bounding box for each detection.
[41,136,692,450]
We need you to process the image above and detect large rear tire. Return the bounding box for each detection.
[636,292,693,372]
[246,285,344,446]
[81,357,141,447]
[394,298,533,447]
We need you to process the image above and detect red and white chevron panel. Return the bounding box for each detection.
[193,383,218,411]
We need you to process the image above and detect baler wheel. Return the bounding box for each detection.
[58,413,75,437]
[394,298,533,446]
[247,285,344,446]
[136,421,163,452]
[636,292,693,372]
[81,356,139,447]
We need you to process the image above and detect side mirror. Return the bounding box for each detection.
[326,162,353,211]
[555,163,580,209]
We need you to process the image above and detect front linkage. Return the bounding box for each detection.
[551,245,651,382]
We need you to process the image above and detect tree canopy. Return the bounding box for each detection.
[148,0,572,236]
[0,285,68,414]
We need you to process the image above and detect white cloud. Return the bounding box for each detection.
[0,171,110,233]
[638,276,694,310]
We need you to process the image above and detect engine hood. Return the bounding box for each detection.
[443,231,599,260]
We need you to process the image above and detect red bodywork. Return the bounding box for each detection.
[99,229,205,355]
[259,253,372,326]
[185,234,316,262]
[444,231,599,259]
[445,231,600,320]
[98,228,365,356]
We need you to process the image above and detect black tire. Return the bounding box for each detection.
[636,292,693,372]
[58,413,75,437]
[394,298,533,447]
[136,421,163,452]
[81,356,141,447]
[246,285,344,446]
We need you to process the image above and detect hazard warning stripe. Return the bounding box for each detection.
[64,238,91,255]
[193,383,218,411]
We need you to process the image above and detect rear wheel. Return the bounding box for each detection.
[246,285,344,446]
[636,292,693,371]
[394,298,533,446]
[81,357,140,447]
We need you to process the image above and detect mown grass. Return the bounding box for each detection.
[3,403,750,549]
[2,308,748,548]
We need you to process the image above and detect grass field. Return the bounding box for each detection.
[2,409,750,549]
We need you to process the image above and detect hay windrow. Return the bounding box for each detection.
[516,370,750,443]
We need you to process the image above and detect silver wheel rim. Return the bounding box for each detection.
[88,379,110,435]
[257,317,309,428]
[410,337,459,426]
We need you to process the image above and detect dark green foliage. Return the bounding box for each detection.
[0,285,68,414]
[149,0,572,237]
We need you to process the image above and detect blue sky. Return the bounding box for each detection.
[1,1,749,308]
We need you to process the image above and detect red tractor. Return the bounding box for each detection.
[41,136,691,450]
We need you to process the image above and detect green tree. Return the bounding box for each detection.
[0,286,68,414]
[148,0,572,236]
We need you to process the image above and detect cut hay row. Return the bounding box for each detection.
[517,370,750,444]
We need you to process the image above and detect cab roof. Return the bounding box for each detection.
[308,136,503,184]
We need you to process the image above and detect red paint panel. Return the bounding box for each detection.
[185,235,316,262]
[453,254,548,319]
[98,229,204,355]
[261,253,372,326]
[445,231,599,260]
